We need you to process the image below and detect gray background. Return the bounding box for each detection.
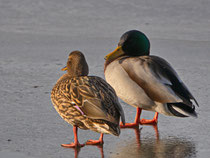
[0,0,210,157]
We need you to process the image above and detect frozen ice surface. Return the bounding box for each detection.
[0,0,210,157]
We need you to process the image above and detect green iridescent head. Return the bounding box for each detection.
[119,30,150,56]
[105,30,150,61]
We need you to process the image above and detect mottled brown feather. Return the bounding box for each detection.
[51,51,125,135]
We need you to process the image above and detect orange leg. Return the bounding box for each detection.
[61,126,85,148]
[120,108,142,128]
[140,112,159,125]
[86,133,104,145]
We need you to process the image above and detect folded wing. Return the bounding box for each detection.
[69,76,125,124]
[120,55,198,116]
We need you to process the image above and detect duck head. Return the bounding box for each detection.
[62,51,89,77]
[105,30,150,62]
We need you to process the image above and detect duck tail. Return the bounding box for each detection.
[167,102,197,118]
[97,121,120,136]
[108,123,120,136]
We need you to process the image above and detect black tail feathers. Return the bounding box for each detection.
[167,102,197,118]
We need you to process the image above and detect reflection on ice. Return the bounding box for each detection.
[110,126,196,158]
[70,145,104,158]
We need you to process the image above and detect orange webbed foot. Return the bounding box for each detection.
[86,139,104,145]
[140,112,159,125]
[61,142,85,148]
[140,118,158,125]
[120,122,139,128]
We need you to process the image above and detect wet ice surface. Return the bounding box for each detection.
[0,0,210,158]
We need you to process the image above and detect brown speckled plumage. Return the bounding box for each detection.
[51,51,125,138]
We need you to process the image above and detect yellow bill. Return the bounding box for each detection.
[61,66,67,71]
[104,46,124,61]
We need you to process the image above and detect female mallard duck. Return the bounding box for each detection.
[104,30,198,128]
[51,51,125,147]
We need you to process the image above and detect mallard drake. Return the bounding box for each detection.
[104,30,198,128]
[51,51,125,147]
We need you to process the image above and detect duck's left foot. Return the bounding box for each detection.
[140,118,158,125]
[86,139,104,145]
[61,142,85,148]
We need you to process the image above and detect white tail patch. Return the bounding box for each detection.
[171,105,197,118]
[172,105,190,117]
